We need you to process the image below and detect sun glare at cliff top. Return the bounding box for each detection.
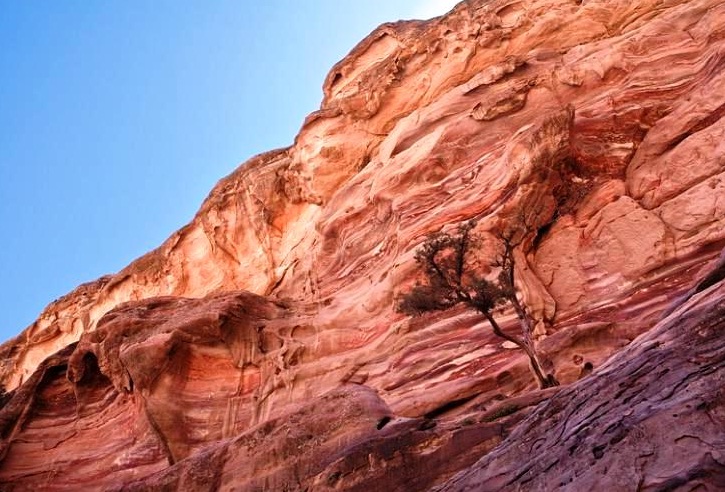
[0,1,459,342]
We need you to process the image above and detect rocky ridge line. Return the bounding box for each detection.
[1,0,724,489]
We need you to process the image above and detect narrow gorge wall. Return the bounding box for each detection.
[1,0,724,490]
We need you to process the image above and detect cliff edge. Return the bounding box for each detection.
[1,0,724,489]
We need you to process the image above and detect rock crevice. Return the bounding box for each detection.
[1,0,725,489]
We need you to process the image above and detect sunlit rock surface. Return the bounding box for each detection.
[1,0,725,489]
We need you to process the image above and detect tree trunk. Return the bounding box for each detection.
[508,295,559,387]
[482,311,554,389]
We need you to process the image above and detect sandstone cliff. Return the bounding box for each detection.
[1,0,725,489]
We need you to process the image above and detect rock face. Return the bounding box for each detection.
[439,279,725,491]
[1,0,725,489]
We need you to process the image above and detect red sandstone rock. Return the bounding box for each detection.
[1,0,725,489]
[438,281,725,491]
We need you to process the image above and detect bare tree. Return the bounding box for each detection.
[398,220,558,389]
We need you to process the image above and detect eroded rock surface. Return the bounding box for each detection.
[438,281,725,491]
[1,0,725,489]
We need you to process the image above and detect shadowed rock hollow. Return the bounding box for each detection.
[1,0,725,489]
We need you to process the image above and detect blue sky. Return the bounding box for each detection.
[0,0,458,343]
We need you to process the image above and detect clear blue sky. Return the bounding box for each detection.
[0,1,457,342]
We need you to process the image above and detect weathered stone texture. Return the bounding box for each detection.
[1,0,724,489]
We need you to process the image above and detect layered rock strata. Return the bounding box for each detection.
[1,0,725,489]
[439,279,725,491]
